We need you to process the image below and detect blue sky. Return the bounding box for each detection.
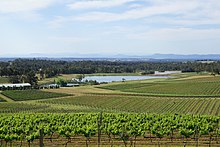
[0,0,220,57]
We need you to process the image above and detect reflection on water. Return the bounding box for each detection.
[82,76,168,83]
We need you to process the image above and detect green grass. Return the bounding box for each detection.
[0,77,9,83]
[38,94,220,115]
[0,73,220,146]
[0,102,112,113]
[177,75,220,82]
[99,75,220,96]
[2,90,71,101]
[0,102,50,113]
[0,97,6,102]
[1,73,220,116]
[35,74,220,115]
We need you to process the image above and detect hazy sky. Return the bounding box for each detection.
[1,0,220,57]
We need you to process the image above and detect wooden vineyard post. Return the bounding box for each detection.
[195,124,199,147]
[39,129,44,147]
[216,118,219,144]
[98,112,103,147]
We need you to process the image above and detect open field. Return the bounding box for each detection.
[0,95,6,102]
[38,74,77,85]
[38,95,220,115]
[0,73,220,146]
[99,75,220,96]
[0,102,111,113]
[1,90,71,101]
[100,82,220,96]
[0,93,13,102]
[0,73,220,114]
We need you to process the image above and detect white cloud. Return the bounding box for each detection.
[50,2,194,24]
[128,28,220,41]
[128,4,144,9]
[47,16,67,28]
[73,1,201,22]
[57,0,220,26]
[0,0,56,13]
[49,36,91,44]
[68,0,135,10]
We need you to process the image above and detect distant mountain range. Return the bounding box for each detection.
[1,54,220,62]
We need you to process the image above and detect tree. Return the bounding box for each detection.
[25,71,38,86]
[75,74,85,82]
[56,78,67,87]
[9,75,20,83]
[39,69,44,80]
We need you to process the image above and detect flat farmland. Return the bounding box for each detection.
[1,90,71,101]
[38,94,220,115]
[100,75,220,96]
[0,73,220,146]
[0,74,220,115]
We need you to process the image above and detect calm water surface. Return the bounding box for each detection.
[82,76,168,83]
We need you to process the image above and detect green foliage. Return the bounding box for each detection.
[0,113,218,146]
[0,97,6,102]
[140,70,155,75]
[2,90,71,101]
[75,74,85,82]
[0,77,9,83]
[39,94,220,115]
[9,71,38,86]
[100,77,220,96]
[55,78,67,86]
[1,59,220,82]
[0,103,49,113]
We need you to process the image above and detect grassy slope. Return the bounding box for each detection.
[39,95,220,115]
[99,74,220,96]
[1,73,219,146]
[35,74,220,115]
[0,96,6,102]
[1,90,71,101]
[1,73,220,115]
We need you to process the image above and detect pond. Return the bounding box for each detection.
[82,75,169,83]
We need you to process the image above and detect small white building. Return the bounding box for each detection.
[39,84,59,89]
[0,83,31,90]
[66,83,79,87]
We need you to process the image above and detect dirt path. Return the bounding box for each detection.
[0,93,14,102]
[43,86,117,96]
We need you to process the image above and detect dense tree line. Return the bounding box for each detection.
[0,59,220,85]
